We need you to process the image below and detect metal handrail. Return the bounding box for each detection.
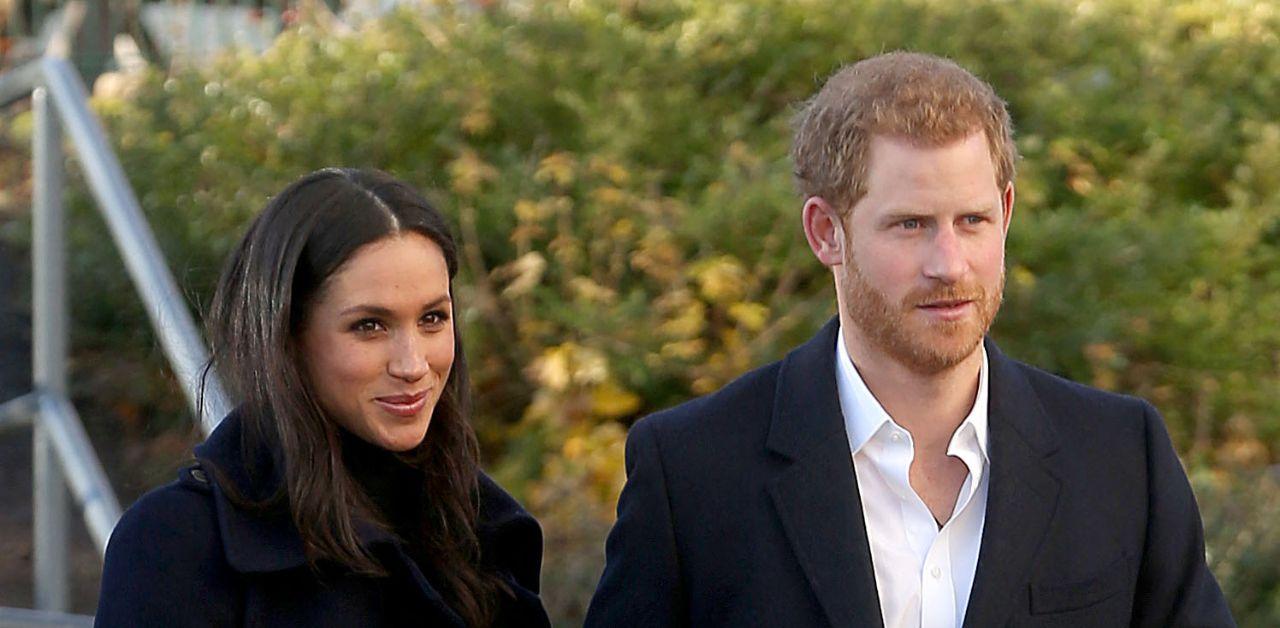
[1,56,231,431]
[0,55,231,614]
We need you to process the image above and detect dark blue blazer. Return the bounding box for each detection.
[586,318,1233,627]
[96,412,550,627]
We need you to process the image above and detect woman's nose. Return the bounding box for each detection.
[387,333,429,382]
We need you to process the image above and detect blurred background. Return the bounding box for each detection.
[1,0,1278,625]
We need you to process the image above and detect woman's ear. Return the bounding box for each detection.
[802,196,846,267]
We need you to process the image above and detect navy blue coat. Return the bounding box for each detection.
[96,412,551,627]
[586,318,1233,627]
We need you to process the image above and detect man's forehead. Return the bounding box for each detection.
[866,129,990,153]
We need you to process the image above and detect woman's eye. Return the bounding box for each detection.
[351,319,384,334]
[420,310,450,327]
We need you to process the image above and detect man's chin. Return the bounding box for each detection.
[890,326,985,375]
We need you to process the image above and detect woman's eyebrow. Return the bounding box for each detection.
[338,295,451,317]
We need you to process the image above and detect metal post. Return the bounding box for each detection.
[31,86,70,613]
[41,57,232,432]
[35,394,122,554]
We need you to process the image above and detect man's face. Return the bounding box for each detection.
[836,132,1012,374]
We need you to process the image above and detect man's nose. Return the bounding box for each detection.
[387,332,429,382]
[922,226,966,284]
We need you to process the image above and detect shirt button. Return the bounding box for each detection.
[890,432,902,442]
[930,566,942,579]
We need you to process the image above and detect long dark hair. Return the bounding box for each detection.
[204,168,505,625]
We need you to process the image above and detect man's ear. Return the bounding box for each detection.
[1001,182,1015,235]
[802,196,845,267]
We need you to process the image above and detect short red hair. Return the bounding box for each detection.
[791,51,1018,212]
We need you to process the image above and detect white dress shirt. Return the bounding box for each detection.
[835,327,991,628]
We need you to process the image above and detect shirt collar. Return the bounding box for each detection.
[834,326,991,462]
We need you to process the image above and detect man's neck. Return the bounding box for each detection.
[841,327,983,452]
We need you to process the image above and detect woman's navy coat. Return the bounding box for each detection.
[95,412,551,627]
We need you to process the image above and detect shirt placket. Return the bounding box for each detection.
[920,530,957,628]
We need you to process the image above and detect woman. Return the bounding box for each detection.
[96,168,551,627]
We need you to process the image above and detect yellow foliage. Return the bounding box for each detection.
[588,155,632,185]
[1084,342,1119,364]
[549,233,584,270]
[521,389,561,423]
[660,338,707,361]
[447,148,497,195]
[530,348,573,392]
[460,106,493,136]
[691,255,750,304]
[1011,265,1037,291]
[568,277,617,304]
[728,302,769,331]
[658,300,707,339]
[726,140,759,169]
[536,152,577,187]
[514,196,571,225]
[494,251,547,297]
[630,227,683,283]
[590,186,629,207]
[653,288,696,313]
[610,218,636,240]
[691,376,719,395]
[590,381,642,419]
[513,199,543,223]
[1084,342,1121,390]
[530,343,610,392]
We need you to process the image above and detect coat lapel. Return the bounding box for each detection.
[963,339,1062,627]
[765,318,884,628]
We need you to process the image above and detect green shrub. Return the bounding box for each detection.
[8,0,1277,622]
[1197,468,1280,627]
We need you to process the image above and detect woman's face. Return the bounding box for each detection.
[298,232,455,452]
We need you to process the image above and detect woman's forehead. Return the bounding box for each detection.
[315,233,451,311]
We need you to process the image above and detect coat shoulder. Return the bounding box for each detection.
[97,465,242,625]
[476,472,544,588]
[1010,356,1152,437]
[636,359,782,443]
[106,466,220,560]
[475,472,552,626]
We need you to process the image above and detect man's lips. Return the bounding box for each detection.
[373,391,429,417]
[915,298,976,321]
[918,299,973,309]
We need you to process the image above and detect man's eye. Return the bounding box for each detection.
[901,218,922,230]
[964,215,986,225]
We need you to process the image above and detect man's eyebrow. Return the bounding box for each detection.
[879,210,931,223]
[882,204,999,219]
[337,295,452,317]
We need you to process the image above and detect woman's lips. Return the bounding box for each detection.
[373,391,429,417]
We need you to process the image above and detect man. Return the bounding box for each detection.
[585,52,1232,627]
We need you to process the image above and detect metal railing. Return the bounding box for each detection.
[0,55,231,621]
[3,1,354,70]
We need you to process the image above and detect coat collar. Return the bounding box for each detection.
[193,411,397,574]
[764,317,1063,628]
[192,412,545,628]
[765,317,884,627]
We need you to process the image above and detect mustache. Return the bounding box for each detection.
[903,284,987,308]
